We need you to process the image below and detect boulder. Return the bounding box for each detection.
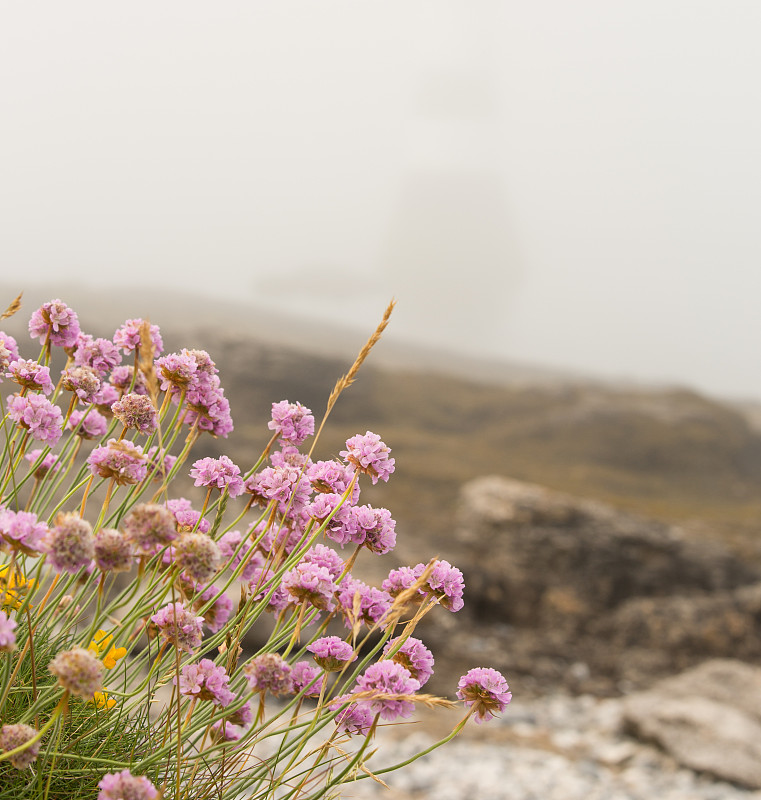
[623,660,761,788]
[455,476,759,631]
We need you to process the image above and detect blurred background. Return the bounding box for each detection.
[3,2,761,797]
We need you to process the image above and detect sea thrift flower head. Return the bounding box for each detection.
[151,602,204,653]
[329,695,374,736]
[300,543,345,580]
[282,562,336,611]
[166,498,210,534]
[0,332,20,367]
[73,333,122,376]
[243,653,293,696]
[7,393,63,446]
[306,492,356,547]
[193,584,234,633]
[7,359,54,394]
[0,509,48,555]
[88,630,127,670]
[307,459,360,502]
[354,661,420,721]
[155,351,198,390]
[122,503,177,553]
[68,408,108,439]
[111,393,158,434]
[0,610,17,652]
[360,507,397,555]
[113,318,163,355]
[307,636,357,672]
[270,445,311,470]
[456,667,512,723]
[338,577,393,628]
[25,448,60,480]
[174,532,221,584]
[383,637,435,687]
[28,299,80,348]
[94,528,133,573]
[341,431,395,485]
[88,439,148,485]
[110,365,148,396]
[268,400,315,446]
[425,559,465,612]
[97,770,161,800]
[247,465,311,516]
[183,372,233,437]
[190,455,244,497]
[174,658,235,707]
[61,365,101,403]
[382,564,426,600]
[0,723,40,769]
[45,512,95,574]
[186,348,217,375]
[291,661,322,696]
[48,646,104,699]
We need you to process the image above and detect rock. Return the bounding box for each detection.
[456,476,759,631]
[623,660,761,788]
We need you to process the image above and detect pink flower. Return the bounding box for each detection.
[28,299,80,348]
[383,637,434,687]
[243,653,292,696]
[68,409,108,439]
[111,393,158,434]
[175,658,236,707]
[268,400,315,446]
[113,318,163,355]
[98,770,160,800]
[341,431,395,485]
[337,577,392,628]
[151,602,204,653]
[0,610,17,653]
[456,667,512,723]
[282,562,337,612]
[7,394,63,446]
[190,455,244,497]
[0,508,48,555]
[353,661,420,721]
[307,636,356,672]
[6,359,54,394]
[87,439,147,485]
[73,333,122,376]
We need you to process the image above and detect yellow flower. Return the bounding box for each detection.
[90,690,117,710]
[87,629,127,670]
[0,564,36,610]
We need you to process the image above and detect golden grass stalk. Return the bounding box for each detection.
[1,292,23,320]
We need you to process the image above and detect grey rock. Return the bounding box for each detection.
[623,660,761,788]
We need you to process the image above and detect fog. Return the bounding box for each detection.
[2,2,761,398]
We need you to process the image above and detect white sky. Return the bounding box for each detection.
[2,1,761,398]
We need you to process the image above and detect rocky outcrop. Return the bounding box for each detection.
[623,660,761,788]
[456,476,758,629]
[443,476,761,690]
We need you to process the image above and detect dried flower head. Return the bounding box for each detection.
[243,653,293,696]
[48,646,104,699]
[111,393,158,435]
[122,503,177,553]
[94,528,133,573]
[0,723,40,769]
[174,532,221,584]
[61,365,101,403]
[45,512,95,574]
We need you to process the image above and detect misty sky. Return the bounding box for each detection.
[2,2,761,399]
